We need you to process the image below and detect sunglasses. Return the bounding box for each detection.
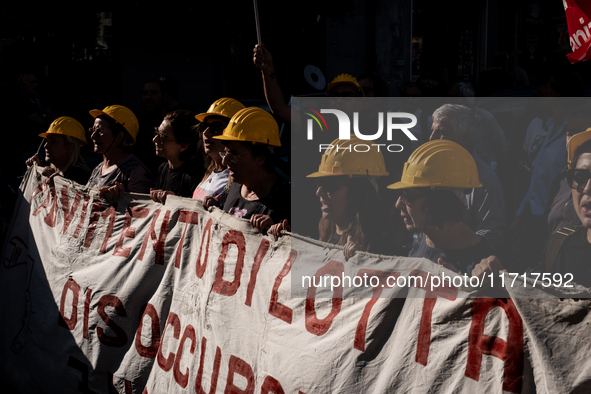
[316,178,347,194]
[198,121,226,135]
[153,128,174,143]
[566,169,591,191]
[399,190,428,204]
[327,91,359,98]
[219,150,248,163]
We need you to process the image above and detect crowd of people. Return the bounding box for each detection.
[3,43,590,288]
[252,43,590,282]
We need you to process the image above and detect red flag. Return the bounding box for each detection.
[564,0,591,63]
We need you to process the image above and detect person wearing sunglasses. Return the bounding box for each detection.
[193,98,245,203]
[210,107,290,233]
[149,110,204,204]
[538,129,591,286]
[86,105,153,197]
[544,111,591,238]
[272,137,398,260]
[390,140,501,276]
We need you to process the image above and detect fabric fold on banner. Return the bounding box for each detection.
[1,167,591,393]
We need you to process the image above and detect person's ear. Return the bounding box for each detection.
[420,199,429,214]
[114,131,126,146]
[179,142,189,153]
[254,154,266,168]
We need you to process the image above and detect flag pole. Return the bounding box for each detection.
[254,0,262,47]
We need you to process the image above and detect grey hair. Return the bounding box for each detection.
[432,104,476,141]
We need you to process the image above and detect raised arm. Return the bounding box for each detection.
[253,44,292,124]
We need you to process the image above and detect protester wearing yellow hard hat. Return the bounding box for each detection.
[25,116,91,185]
[208,107,289,234]
[192,98,245,202]
[278,137,397,259]
[392,139,499,276]
[86,105,153,194]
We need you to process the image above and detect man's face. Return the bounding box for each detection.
[142,82,163,112]
[430,116,455,142]
[572,151,591,232]
[394,188,429,233]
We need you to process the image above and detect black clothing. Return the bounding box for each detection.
[409,233,496,274]
[87,154,153,194]
[64,158,91,185]
[545,169,579,237]
[222,178,290,225]
[154,158,204,198]
[544,228,591,288]
[328,231,342,245]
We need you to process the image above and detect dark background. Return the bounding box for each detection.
[2,1,588,118]
[1,0,589,179]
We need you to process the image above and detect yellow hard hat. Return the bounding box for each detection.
[195,98,245,122]
[326,74,364,97]
[89,105,139,145]
[388,140,482,190]
[39,116,87,146]
[307,137,388,177]
[213,107,281,147]
[567,127,591,169]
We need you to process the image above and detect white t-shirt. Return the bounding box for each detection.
[192,168,230,201]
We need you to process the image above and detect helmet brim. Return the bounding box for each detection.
[195,112,229,122]
[387,181,482,190]
[89,109,108,119]
[38,131,86,146]
[212,133,281,147]
[306,172,347,178]
[387,181,426,190]
[308,171,389,178]
[568,128,591,169]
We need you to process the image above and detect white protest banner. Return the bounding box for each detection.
[2,167,589,393]
[505,276,591,393]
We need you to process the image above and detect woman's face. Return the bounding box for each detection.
[153,120,186,160]
[44,134,72,168]
[316,177,350,225]
[572,151,591,231]
[394,188,429,233]
[201,116,227,157]
[220,141,257,185]
[90,117,117,155]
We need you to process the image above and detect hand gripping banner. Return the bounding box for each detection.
[2,167,591,393]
